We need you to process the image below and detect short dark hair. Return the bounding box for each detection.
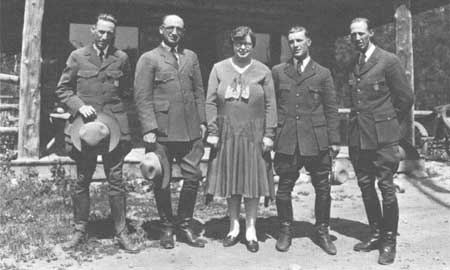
[350,17,372,30]
[96,13,117,26]
[230,26,256,47]
[287,25,311,39]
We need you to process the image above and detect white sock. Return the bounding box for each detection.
[245,226,257,241]
[227,219,240,237]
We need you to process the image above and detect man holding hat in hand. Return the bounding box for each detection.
[56,13,138,253]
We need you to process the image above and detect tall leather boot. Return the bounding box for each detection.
[110,195,139,253]
[275,199,293,252]
[176,180,205,248]
[378,232,397,265]
[354,183,383,252]
[311,172,336,255]
[62,190,90,250]
[154,187,175,249]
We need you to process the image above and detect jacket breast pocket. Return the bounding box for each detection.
[105,70,124,87]
[154,101,170,136]
[374,112,399,145]
[154,72,175,84]
[308,87,321,106]
[277,83,291,103]
[311,115,329,150]
[369,78,387,93]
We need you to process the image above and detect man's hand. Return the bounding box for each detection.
[206,136,219,148]
[329,145,340,158]
[262,137,274,152]
[143,132,157,144]
[78,105,96,118]
[200,124,207,140]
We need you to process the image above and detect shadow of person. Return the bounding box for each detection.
[87,218,137,239]
[330,217,370,242]
[141,218,205,241]
[203,215,330,246]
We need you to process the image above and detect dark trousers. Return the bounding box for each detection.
[151,138,204,228]
[275,148,331,226]
[349,143,400,234]
[69,141,131,233]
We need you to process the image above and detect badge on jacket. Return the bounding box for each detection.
[114,80,120,87]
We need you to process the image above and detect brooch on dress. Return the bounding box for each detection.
[224,74,250,101]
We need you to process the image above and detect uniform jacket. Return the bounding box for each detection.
[56,44,132,142]
[272,58,340,156]
[134,44,206,142]
[346,46,414,150]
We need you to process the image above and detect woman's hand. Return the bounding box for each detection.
[262,137,274,152]
[206,135,219,148]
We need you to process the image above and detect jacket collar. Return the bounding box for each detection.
[284,57,317,84]
[355,46,381,76]
[85,44,119,69]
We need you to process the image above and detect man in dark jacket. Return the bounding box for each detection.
[134,14,206,249]
[56,13,137,252]
[347,17,414,265]
[272,26,340,255]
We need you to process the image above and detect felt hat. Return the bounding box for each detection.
[140,143,171,189]
[70,112,120,153]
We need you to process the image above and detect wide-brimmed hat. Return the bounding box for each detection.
[140,152,163,180]
[70,112,120,153]
[140,143,171,189]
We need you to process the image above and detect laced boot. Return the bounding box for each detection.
[316,224,337,255]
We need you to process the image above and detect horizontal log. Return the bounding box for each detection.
[0,127,18,133]
[0,104,19,111]
[0,73,19,84]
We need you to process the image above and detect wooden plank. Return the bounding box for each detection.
[0,104,19,111]
[17,0,45,160]
[0,73,19,84]
[395,0,414,145]
[0,127,19,133]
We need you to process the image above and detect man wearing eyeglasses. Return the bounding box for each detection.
[134,14,206,249]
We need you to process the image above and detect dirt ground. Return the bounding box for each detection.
[12,160,450,270]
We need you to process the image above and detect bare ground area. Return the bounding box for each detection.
[2,160,450,270]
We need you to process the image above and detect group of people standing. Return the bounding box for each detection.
[55,12,414,266]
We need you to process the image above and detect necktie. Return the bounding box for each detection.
[99,50,104,62]
[170,47,179,69]
[296,59,303,75]
[358,53,366,67]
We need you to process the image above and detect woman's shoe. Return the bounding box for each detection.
[245,239,259,253]
[222,235,239,247]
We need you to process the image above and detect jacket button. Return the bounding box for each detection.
[357,89,361,92]
[296,116,300,120]
[296,104,299,108]
[296,93,300,97]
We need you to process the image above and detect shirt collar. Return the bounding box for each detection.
[93,44,108,56]
[161,41,178,53]
[364,43,376,61]
[293,55,311,72]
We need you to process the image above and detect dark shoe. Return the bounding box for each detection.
[223,235,239,247]
[160,227,175,249]
[354,230,381,252]
[116,231,139,253]
[316,224,337,255]
[176,226,206,248]
[275,223,292,252]
[62,230,86,250]
[245,239,259,253]
[378,232,396,265]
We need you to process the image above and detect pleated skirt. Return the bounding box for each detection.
[206,117,275,198]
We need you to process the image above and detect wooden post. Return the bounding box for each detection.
[394,0,414,145]
[17,0,45,160]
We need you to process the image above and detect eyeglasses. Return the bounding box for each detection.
[233,42,253,48]
[162,26,185,33]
